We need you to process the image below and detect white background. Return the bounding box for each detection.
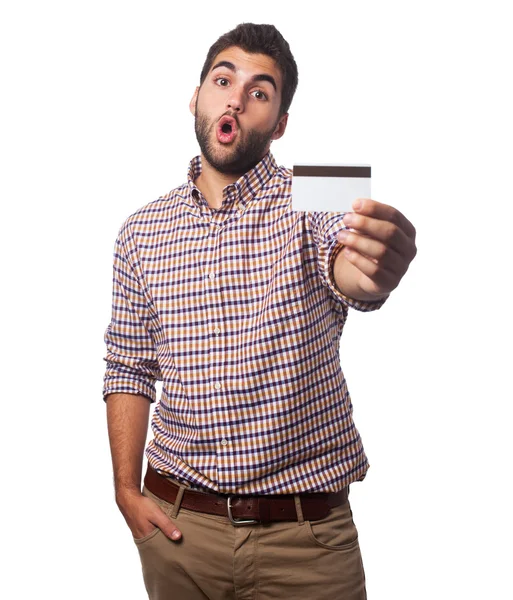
[1,0,512,598]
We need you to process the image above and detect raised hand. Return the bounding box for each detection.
[335,198,417,299]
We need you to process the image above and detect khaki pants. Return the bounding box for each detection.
[133,482,367,599]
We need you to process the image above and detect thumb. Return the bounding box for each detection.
[157,512,182,541]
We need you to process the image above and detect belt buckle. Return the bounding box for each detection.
[227,495,259,526]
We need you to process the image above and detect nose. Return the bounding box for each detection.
[227,86,244,113]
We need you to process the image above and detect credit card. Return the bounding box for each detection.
[292,164,371,212]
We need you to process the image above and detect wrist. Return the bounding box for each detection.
[116,485,143,508]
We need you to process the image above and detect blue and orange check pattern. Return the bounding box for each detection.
[103,150,386,494]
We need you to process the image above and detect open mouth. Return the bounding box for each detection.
[217,116,238,143]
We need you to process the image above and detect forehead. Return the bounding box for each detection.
[210,46,282,87]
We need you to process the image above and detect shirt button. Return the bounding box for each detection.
[214,383,222,390]
[220,439,228,446]
[214,327,221,334]
[209,272,216,279]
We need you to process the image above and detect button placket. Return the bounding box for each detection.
[203,218,231,480]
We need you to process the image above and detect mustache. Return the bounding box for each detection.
[219,112,240,127]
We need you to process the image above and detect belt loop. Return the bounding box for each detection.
[293,494,305,526]
[171,484,186,519]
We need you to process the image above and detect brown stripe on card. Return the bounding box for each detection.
[293,165,371,178]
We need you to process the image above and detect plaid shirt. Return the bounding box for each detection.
[103,150,386,494]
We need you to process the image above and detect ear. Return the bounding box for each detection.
[189,86,199,116]
[271,113,289,141]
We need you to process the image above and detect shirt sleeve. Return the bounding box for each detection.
[102,222,162,403]
[307,211,388,312]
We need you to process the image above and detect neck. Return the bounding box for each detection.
[194,154,244,210]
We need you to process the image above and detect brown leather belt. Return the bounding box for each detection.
[144,464,348,526]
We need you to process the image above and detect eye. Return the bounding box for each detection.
[214,77,267,100]
[251,90,268,101]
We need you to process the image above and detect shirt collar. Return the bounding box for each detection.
[186,150,278,209]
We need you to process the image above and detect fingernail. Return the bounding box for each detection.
[337,231,348,242]
[353,199,362,210]
[171,530,181,540]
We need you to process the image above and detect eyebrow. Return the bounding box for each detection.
[211,60,277,93]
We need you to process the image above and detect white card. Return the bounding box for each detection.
[292,164,371,212]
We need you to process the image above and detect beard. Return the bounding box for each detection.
[194,101,279,175]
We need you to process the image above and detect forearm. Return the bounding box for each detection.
[105,392,151,503]
[332,249,389,302]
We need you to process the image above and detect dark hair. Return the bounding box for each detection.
[199,23,298,118]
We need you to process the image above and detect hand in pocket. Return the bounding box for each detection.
[116,488,182,542]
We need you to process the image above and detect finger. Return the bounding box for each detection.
[341,211,416,259]
[350,198,416,241]
[343,233,378,264]
[153,510,182,541]
[151,505,182,541]
[341,229,385,264]
[336,230,407,277]
[342,246,399,291]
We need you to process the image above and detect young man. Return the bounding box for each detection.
[104,23,417,600]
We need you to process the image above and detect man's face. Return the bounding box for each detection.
[189,46,288,175]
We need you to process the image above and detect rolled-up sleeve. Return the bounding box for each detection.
[103,222,162,403]
[307,211,388,312]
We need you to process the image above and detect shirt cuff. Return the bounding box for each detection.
[326,238,389,312]
[103,364,157,403]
